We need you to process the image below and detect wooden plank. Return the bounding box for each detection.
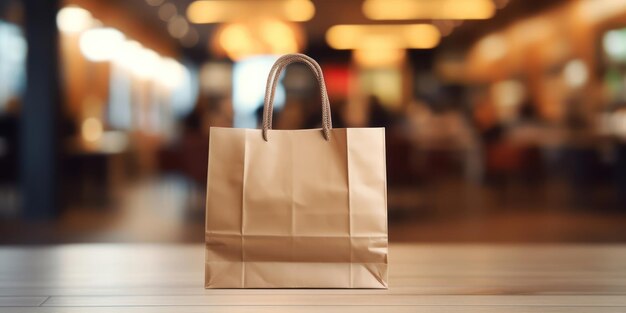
[2,284,626,297]
[6,306,626,313]
[3,243,626,313]
[0,296,48,307]
[41,295,626,307]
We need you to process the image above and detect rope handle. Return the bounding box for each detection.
[262,53,332,141]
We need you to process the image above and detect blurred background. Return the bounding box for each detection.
[1,0,626,244]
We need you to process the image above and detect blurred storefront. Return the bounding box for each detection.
[1,0,626,243]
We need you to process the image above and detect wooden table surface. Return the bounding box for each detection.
[1,244,626,312]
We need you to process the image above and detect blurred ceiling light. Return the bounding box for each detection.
[167,15,189,38]
[146,0,165,6]
[187,0,314,23]
[218,23,257,60]
[132,48,161,79]
[580,0,626,23]
[510,17,551,46]
[81,117,103,142]
[180,27,199,47]
[158,2,178,21]
[112,40,185,86]
[112,40,144,69]
[477,33,507,61]
[113,40,161,79]
[79,28,125,62]
[563,59,588,88]
[57,6,93,33]
[156,58,186,88]
[214,20,303,60]
[360,36,400,51]
[363,0,495,20]
[354,48,405,68]
[90,19,103,28]
[491,80,525,122]
[492,80,525,108]
[260,19,298,54]
[283,0,315,22]
[604,29,626,61]
[326,24,440,50]
[433,20,455,37]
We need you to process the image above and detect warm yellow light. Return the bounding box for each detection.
[477,34,507,61]
[326,25,363,50]
[57,6,93,33]
[326,24,440,50]
[580,0,626,23]
[443,0,495,19]
[219,23,256,60]
[404,24,441,48]
[363,0,495,20]
[363,0,419,20]
[187,0,315,23]
[284,0,315,22]
[187,1,224,23]
[563,59,588,88]
[465,32,510,81]
[261,20,298,54]
[215,20,303,60]
[79,28,125,62]
[354,48,405,68]
[360,36,402,51]
[81,118,103,142]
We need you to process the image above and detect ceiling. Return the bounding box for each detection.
[116,0,570,63]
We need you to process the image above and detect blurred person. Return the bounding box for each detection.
[403,98,478,182]
[563,94,600,209]
[405,99,474,150]
[205,96,233,132]
[172,103,208,185]
[276,98,306,130]
[255,104,266,129]
[0,98,19,215]
[519,97,539,122]
[302,99,347,129]
[473,90,524,204]
[366,95,394,128]
[600,65,626,210]
[161,95,229,186]
[403,98,433,143]
[606,105,626,210]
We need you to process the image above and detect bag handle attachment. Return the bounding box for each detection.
[262,53,332,141]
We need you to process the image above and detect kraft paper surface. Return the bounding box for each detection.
[205,127,388,288]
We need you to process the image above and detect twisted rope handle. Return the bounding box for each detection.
[262,53,332,141]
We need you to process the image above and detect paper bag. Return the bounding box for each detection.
[205,54,388,288]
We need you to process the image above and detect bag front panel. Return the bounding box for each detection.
[206,127,387,288]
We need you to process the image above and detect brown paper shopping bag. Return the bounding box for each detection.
[205,54,388,288]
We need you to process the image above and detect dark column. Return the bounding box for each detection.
[0,1,9,15]
[20,0,62,219]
